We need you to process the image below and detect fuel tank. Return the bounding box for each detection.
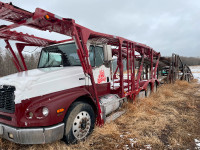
[99,94,123,116]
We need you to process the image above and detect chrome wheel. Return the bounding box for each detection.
[63,102,95,144]
[72,111,91,140]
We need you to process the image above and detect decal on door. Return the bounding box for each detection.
[97,69,106,84]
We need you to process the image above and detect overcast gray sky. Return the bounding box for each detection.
[0,0,200,57]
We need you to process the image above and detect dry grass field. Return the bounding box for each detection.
[0,80,199,150]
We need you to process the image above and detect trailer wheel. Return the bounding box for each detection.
[63,102,95,144]
[153,82,157,92]
[145,84,151,97]
[187,75,191,82]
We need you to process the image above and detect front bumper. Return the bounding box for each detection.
[0,123,64,144]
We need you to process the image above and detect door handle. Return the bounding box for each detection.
[79,77,85,80]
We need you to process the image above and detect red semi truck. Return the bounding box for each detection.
[0,2,161,144]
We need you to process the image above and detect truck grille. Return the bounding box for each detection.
[0,85,15,113]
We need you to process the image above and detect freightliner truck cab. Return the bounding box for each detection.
[0,41,123,144]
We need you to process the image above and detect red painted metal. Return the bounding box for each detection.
[5,40,23,71]
[153,54,161,79]
[113,65,119,80]
[0,85,92,127]
[0,82,110,128]
[71,24,104,125]
[150,49,154,79]
[16,43,28,71]
[118,41,124,98]
[0,30,57,46]
[127,43,129,92]
[136,55,145,89]
[131,45,135,92]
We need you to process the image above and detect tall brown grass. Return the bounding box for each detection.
[0,80,199,150]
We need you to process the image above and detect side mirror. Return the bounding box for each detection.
[103,45,112,62]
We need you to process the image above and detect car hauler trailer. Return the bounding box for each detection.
[0,2,192,145]
[159,54,193,83]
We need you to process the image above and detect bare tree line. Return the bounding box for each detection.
[0,50,40,77]
[179,56,200,66]
[0,48,200,77]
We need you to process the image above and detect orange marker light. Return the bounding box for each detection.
[57,108,64,114]
[44,14,50,20]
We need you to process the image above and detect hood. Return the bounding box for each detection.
[0,67,85,104]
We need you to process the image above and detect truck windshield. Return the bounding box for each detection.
[38,43,81,68]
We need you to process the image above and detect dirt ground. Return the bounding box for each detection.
[0,80,199,150]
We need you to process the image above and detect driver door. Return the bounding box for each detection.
[86,45,111,96]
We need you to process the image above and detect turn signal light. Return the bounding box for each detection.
[57,108,64,114]
[44,14,50,20]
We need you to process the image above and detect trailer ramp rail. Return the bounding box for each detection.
[0,1,161,125]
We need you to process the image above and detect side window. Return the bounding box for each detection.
[89,46,104,67]
[89,46,95,67]
[38,51,48,68]
[95,46,104,67]
[48,53,62,67]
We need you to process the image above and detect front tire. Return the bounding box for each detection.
[63,102,95,144]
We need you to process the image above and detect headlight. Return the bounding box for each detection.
[29,112,33,119]
[26,107,49,120]
[26,111,33,119]
[42,107,49,117]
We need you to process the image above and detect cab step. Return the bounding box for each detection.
[106,110,126,123]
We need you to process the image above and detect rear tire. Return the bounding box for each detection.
[153,82,157,92]
[145,84,151,97]
[63,102,95,144]
[187,75,191,82]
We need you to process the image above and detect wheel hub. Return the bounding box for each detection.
[81,119,87,130]
[72,111,91,140]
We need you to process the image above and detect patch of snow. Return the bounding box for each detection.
[144,144,152,149]
[195,139,200,149]
[193,73,200,83]
[123,144,129,150]
[190,66,200,73]
[120,134,137,149]
[120,135,151,150]
[129,138,137,148]
[190,66,200,82]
